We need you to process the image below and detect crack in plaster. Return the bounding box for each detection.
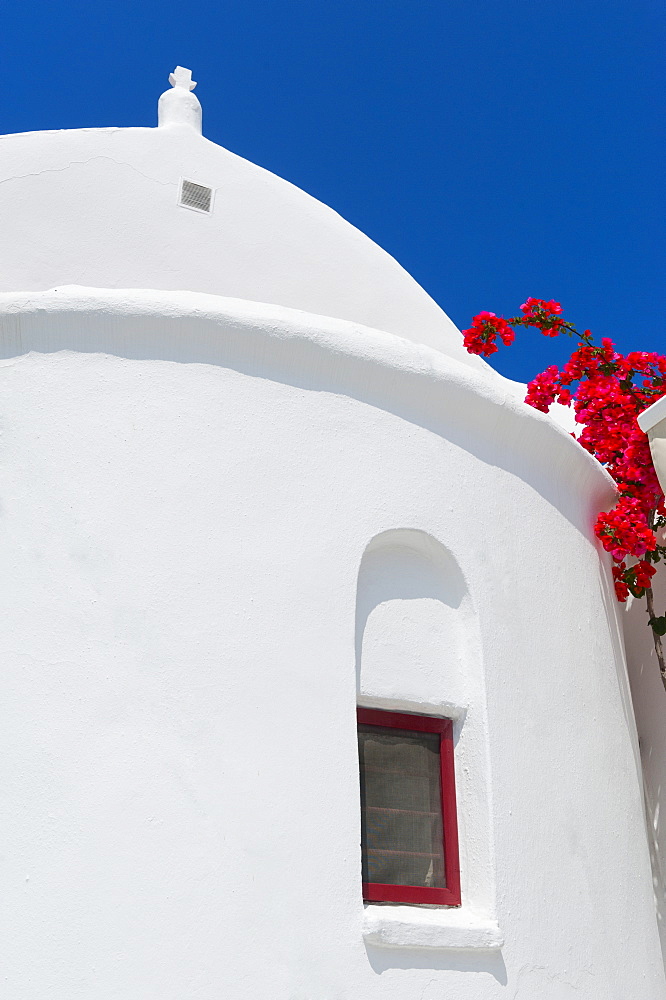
[512,962,597,998]
[0,156,174,189]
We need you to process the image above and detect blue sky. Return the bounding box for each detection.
[4,0,663,382]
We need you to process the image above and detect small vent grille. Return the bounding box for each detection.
[179,179,214,214]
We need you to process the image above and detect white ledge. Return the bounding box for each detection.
[637,394,666,433]
[0,286,616,521]
[362,904,503,951]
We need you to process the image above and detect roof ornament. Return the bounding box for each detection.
[158,65,202,134]
[169,66,197,91]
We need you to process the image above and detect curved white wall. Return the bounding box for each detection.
[623,561,666,966]
[357,531,470,712]
[0,290,662,997]
[356,530,498,950]
[0,123,485,366]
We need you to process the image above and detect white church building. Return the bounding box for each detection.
[1,68,666,997]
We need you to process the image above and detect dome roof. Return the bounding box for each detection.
[0,71,486,370]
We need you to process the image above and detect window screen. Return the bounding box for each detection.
[358,723,446,889]
[357,708,460,906]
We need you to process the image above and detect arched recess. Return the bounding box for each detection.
[355,528,497,921]
[356,529,472,715]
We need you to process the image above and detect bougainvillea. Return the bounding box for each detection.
[461,299,666,650]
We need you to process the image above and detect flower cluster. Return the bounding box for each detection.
[463,297,574,362]
[519,297,565,336]
[462,300,666,601]
[524,366,571,412]
[594,497,657,562]
[611,561,657,602]
[461,312,515,357]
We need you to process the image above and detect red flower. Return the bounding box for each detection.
[519,298,565,336]
[461,297,666,603]
[612,564,630,602]
[634,560,657,591]
[524,366,561,412]
[462,312,515,357]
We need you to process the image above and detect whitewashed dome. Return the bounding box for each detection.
[0,67,484,370]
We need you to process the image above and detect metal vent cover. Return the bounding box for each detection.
[179,179,214,214]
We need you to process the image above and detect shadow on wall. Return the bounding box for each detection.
[597,551,641,764]
[355,531,506,981]
[0,300,616,540]
[355,529,467,710]
[624,563,666,975]
[365,942,508,983]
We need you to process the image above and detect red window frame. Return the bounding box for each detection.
[357,707,461,906]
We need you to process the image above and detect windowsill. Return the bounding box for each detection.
[362,904,503,951]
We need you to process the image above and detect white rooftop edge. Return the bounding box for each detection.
[0,75,487,365]
[638,395,666,433]
[638,395,666,496]
[0,285,617,513]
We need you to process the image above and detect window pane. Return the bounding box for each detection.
[358,724,446,888]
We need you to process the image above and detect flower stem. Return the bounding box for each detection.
[645,584,666,693]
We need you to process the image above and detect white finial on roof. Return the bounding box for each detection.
[169,66,197,91]
[158,65,202,134]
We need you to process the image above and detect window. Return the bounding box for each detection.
[357,708,460,906]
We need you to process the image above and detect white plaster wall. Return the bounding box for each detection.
[356,531,497,940]
[357,534,471,714]
[623,559,666,965]
[0,290,663,998]
[0,123,484,367]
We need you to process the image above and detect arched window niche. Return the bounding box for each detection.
[356,529,470,717]
[355,529,502,952]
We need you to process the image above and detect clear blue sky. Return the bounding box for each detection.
[4,0,663,382]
